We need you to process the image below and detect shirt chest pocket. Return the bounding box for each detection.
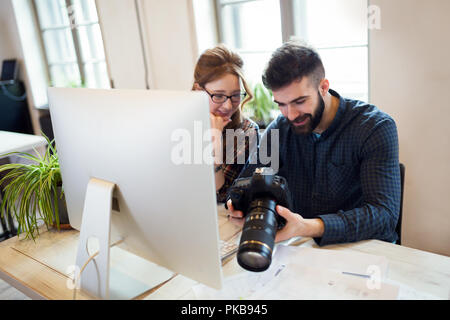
[326,162,358,198]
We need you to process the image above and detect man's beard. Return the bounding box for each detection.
[288,91,325,135]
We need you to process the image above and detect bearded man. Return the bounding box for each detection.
[227,42,401,246]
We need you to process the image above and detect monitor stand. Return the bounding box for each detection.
[75,178,174,299]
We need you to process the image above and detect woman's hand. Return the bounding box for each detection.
[210,114,231,164]
[210,113,231,133]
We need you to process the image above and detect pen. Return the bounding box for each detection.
[342,271,370,279]
[274,264,286,277]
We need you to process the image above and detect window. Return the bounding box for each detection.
[291,0,369,101]
[215,0,369,101]
[33,0,110,88]
[216,0,283,86]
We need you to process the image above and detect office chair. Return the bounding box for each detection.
[0,81,33,134]
[396,163,405,245]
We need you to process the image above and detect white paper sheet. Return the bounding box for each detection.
[275,246,390,280]
[192,244,399,300]
[192,258,288,300]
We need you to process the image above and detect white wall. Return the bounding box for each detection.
[139,0,199,90]
[96,0,148,89]
[11,0,49,109]
[192,0,218,55]
[96,0,199,90]
[0,0,21,66]
[0,0,43,135]
[369,0,450,256]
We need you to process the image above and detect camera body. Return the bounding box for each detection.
[227,167,292,272]
[228,169,292,228]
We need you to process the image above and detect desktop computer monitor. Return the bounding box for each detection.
[47,88,223,298]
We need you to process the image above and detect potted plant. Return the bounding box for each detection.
[0,135,70,240]
[243,82,280,129]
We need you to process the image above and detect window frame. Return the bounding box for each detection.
[215,0,280,52]
[31,0,110,88]
[214,0,284,85]
[214,0,370,100]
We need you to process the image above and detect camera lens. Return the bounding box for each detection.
[237,199,278,272]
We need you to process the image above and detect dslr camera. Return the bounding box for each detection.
[227,167,292,272]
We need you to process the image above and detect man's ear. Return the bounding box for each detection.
[193,83,202,91]
[319,79,330,96]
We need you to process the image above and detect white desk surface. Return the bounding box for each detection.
[0,131,47,158]
[0,205,449,300]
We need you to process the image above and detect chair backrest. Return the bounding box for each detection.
[396,163,405,245]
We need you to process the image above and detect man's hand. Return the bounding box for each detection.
[226,201,325,241]
[226,199,245,228]
[275,205,325,242]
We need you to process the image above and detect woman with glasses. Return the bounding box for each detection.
[193,44,260,203]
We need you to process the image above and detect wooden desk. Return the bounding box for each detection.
[0,205,449,300]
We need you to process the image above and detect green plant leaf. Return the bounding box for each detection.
[243,82,278,126]
[0,151,41,164]
[0,132,63,240]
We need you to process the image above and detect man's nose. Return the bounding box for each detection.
[287,104,299,121]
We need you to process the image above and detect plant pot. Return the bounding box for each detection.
[52,186,72,230]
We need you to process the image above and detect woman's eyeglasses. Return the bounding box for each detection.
[203,88,247,104]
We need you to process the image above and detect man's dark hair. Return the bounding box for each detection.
[262,41,325,91]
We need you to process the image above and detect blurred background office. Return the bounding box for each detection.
[0,0,448,257]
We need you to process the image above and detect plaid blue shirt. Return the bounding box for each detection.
[239,89,401,246]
